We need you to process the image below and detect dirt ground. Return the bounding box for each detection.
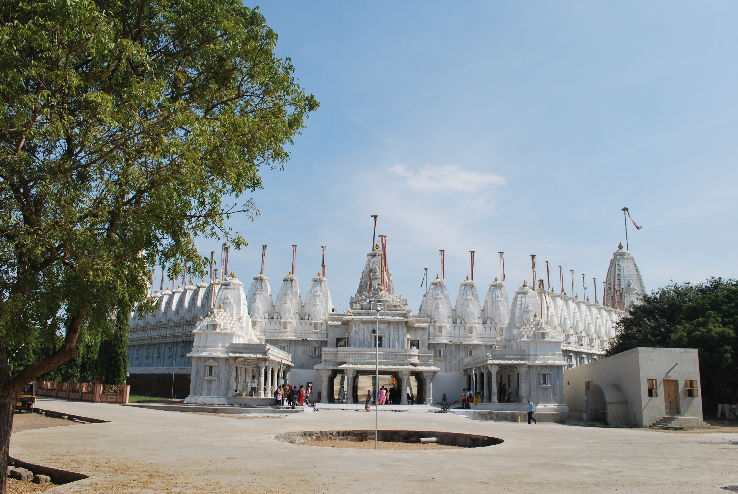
[299,439,460,449]
[10,398,738,493]
[12,413,77,433]
[7,478,55,494]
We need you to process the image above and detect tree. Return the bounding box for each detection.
[0,0,318,490]
[607,278,738,415]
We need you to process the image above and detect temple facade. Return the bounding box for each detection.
[127,244,644,410]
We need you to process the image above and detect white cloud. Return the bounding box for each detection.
[388,163,506,192]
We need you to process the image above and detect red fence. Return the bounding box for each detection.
[36,381,130,404]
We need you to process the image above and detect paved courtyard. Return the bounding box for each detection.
[9,398,738,493]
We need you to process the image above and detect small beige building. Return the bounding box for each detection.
[564,347,703,427]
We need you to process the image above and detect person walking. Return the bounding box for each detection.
[250,375,258,397]
[298,385,305,406]
[527,399,537,424]
[365,390,372,412]
[460,388,467,409]
[273,387,282,407]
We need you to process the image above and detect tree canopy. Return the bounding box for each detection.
[0,0,317,489]
[607,278,738,415]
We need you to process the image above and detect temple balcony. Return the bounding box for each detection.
[320,347,434,366]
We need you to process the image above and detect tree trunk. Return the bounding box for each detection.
[0,392,15,494]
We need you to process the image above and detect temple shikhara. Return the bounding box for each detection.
[127,232,645,415]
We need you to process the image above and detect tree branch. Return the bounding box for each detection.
[10,307,88,394]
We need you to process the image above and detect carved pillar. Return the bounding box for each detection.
[267,364,274,397]
[400,371,410,405]
[245,366,253,395]
[228,361,237,397]
[488,365,499,403]
[518,364,529,403]
[423,372,434,405]
[344,369,355,404]
[258,363,266,398]
[319,370,332,403]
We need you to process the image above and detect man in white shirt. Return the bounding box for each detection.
[250,376,258,397]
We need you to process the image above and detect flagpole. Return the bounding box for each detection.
[622,207,629,251]
[371,214,378,249]
[530,254,536,287]
[570,269,574,297]
[545,261,550,291]
[582,273,586,301]
[439,249,445,280]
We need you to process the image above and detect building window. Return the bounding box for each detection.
[434,348,445,358]
[539,373,551,387]
[312,346,321,357]
[408,339,419,350]
[647,379,658,397]
[336,337,348,348]
[585,380,592,391]
[206,365,215,378]
[466,349,473,357]
[685,380,699,397]
[372,335,383,348]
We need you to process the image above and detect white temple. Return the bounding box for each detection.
[127,242,645,413]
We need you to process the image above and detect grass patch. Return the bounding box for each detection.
[128,395,176,403]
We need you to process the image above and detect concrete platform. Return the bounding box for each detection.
[9,397,738,493]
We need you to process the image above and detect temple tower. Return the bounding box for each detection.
[604,243,645,310]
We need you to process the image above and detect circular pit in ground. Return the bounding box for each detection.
[276,430,503,450]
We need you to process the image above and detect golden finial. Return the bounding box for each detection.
[465,275,469,281]
[494,277,498,282]
[231,272,236,278]
[617,242,623,249]
[218,304,223,309]
[374,243,380,250]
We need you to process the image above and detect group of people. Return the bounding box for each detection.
[459,388,476,408]
[363,386,414,411]
[272,383,312,408]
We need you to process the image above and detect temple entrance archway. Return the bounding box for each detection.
[586,383,607,423]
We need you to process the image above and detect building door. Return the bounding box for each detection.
[663,379,680,415]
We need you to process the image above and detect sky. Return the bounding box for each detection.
[196,1,738,312]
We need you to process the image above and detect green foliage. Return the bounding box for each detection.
[607,278,738,412]
[0,0,317,388]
